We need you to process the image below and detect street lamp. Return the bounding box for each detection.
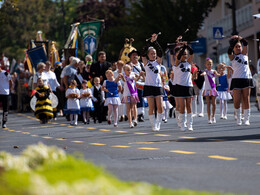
[225,0,238,35]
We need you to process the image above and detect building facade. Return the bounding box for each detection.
[196,0,260,72]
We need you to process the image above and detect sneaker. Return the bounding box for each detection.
[198,113,204,117]
[70,122,74,126]
[192,113,197,117]
[220,115,224,119]
[223,115,227,120]
[129,123,134,128]
[244,120,250,126]
[74,122,78,126]
[208,119,212,124]
[212,117,216,123]
[164,119,167,123]
[2,123,7,128]
[133,120,138,126]
[114,123,118,127]
[188,126,193,131]
[87,119,90,124]
[107,120,112,125]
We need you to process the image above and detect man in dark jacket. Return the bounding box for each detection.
[90,51,112,84]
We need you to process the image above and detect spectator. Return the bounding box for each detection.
[90,51,112,84]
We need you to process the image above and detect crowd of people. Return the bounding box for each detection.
[0,34,256,131]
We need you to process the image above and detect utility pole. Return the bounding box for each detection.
[226,0,238,35]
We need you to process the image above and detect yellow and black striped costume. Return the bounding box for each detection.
[35,85,53,120]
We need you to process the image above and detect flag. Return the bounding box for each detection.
[27,45,47,70]
[49,41,60,67]
[79,21,104,60]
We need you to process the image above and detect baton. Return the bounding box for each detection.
[146,32,161,41]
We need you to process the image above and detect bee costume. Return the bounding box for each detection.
[35,85,53,122]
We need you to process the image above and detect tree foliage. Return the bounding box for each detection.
[0,0,218,61]
[128,0,218,52]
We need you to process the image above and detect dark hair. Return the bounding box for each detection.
[98,51,106,56]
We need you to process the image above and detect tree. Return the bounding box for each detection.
[0,0,78,60]
[128,0,218,51]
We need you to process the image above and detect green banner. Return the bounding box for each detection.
[79,21,103,60]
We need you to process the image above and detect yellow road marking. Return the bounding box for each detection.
[68,125,74,127]
[31,135,39,137]
[76,126,85,128]
[111,145,130,148]
[134,132,148,135]
[88,127,96,129]
[22,132,30,134]
[154,134,170,137]
[257,163,260,165]
[240,140,260,144]
[56,138,67,141]
[170,150,196,154]
[99,129,110,132]
[71,141,84,143]
[115,131,127,133]
[60,124,67,126]
[138,147,159,150]
[40,126,49,128]
[15,131,21,132]
[42,136,52,139]
[179,136,196,139]
[51,122,59,125]
[89,143,106,146]
[9,130,15,132]
[129,141,153,145]
[208,155,237,161]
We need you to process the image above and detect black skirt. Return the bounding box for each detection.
[230,78,253,90]
[174,84,194,98]
[143,85,164,97]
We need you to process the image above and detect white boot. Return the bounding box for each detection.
[179,113,186,131]
[244,109,250,126]
[149,115,157,131]
[155,112,163,131]
[187,113,193,131]
[175,110,181,128]
[184,112,187,128]
[235,108,242,126]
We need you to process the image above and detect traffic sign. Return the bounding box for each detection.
[213,27,223,39]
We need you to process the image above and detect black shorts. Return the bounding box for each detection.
[143,85,164,97]
[170,85,177,97]
[230,78,253,90]
[174,84,194,98]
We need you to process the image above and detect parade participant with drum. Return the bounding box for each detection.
[128,50,146,122]
[141,33,164,131]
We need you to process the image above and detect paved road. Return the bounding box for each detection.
[0,103,260,195]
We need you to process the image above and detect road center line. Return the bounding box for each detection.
[138,147,159,150]
[240,140,260,144]
[169,150,196,154]
[208,155,237,161]
[89,143,106,146]
[111,145,131,148]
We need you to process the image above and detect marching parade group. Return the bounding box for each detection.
[0,33,254,131]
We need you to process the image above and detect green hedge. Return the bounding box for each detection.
[0,143,234,195]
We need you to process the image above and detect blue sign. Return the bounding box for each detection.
[213,27,223,39]
[84,35,97,55]
[191,37,207,54]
